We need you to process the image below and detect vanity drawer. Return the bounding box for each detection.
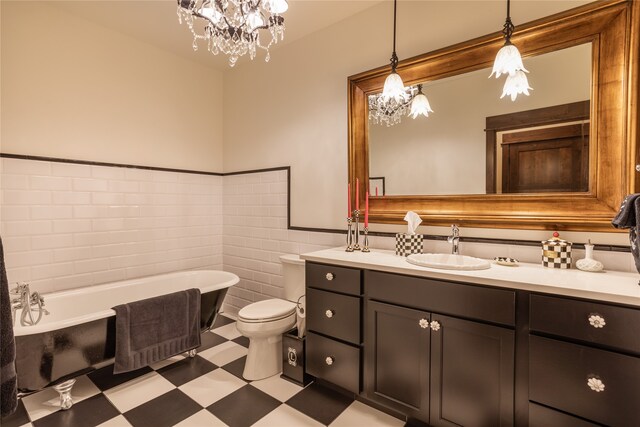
[307,288,360,344]
[307,332,360,393]
[306,263,361,296]
[529,335,640,426]
[530,294,640,354]
[366,270,515,326]
[529,403,599,427]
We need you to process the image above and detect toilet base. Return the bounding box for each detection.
[243,334,284,381]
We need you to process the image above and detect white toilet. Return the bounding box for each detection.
[236,254,305,381]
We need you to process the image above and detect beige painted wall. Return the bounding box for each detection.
[222,0,632,245]
[1,1,223,172]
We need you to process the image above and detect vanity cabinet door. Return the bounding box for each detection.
[364,301,431,424]
[429,314,515,427]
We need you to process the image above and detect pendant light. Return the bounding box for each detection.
[490,0,532,100]
[369,0,433,126]
[409,84,433,119]
[381,0,407,103]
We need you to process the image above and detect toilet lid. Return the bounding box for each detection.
[238,299,296,322]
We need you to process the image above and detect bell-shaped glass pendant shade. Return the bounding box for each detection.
[263,0,288,14]
[490,44,528,78]
[501,70,532,101]
[246,9,265,31]
[382,72,406,103]
[198,1,223,24]
[409,92,433,119]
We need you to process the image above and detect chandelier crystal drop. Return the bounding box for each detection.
[490,0,531,101]
[177,0,288,67]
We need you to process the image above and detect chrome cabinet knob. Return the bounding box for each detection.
[430,321,441,331]
[325,273,334,281]
[419,318,429,329]
[325,356,334,366]
[587,377,605,392]
[588,314,606,328]
[325,309,334,318]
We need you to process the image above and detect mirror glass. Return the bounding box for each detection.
[368,43,591,196]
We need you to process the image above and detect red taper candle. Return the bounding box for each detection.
[356,178,360,210]
[365,191,369,227]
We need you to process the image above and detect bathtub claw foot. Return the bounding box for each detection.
[53,379,76,410]
[188,349,197,358]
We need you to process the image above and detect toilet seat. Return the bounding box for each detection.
[238,299,296,323]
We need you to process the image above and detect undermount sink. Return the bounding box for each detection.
[406,253,491,271]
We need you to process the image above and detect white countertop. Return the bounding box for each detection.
[301,247,640,307]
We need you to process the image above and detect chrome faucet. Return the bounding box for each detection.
[10,282,49,326]
[447,225,460,255]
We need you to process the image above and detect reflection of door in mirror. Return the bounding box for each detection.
[368,43,591,196]
[486,100,590,194]
[500,122,589,193]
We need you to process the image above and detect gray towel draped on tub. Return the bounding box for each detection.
[1,236,18,417]
[113,289,201,374]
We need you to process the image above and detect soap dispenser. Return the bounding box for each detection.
[576,240,604,272]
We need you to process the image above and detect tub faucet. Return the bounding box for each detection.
[10,282,49,326]
[447,225,460,255]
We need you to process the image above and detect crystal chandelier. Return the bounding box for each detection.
[369,0,432,127]
[369,85,418,127]
[177,0,288,67]
[490,0,532,100]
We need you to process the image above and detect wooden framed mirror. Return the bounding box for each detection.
[348,0,639,231]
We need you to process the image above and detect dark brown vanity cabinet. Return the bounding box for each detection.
[364,271,515,427]
[528,295,640,426]
[304,260,640,426]
[305,263,362,394]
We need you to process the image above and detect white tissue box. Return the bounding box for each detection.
[395,233,423,256]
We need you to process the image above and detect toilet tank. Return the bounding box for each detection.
[280,254,305,302]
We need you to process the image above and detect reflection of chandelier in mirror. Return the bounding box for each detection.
[369,86,417,127]
[490,0,532,100]
[369,0,433,127]
[177,0,288,67]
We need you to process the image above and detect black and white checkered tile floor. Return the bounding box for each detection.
[1,315,406,427]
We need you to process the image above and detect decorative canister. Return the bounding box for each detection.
[541,232,572,269]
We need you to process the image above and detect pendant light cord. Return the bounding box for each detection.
[503,0,514,44]
[390,0,399,72]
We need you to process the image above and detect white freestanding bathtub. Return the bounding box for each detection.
[13,270,239,393]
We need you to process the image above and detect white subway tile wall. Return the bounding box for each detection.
[1,159,635,314]
[0,158,223,293]
[221,170,345,315]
